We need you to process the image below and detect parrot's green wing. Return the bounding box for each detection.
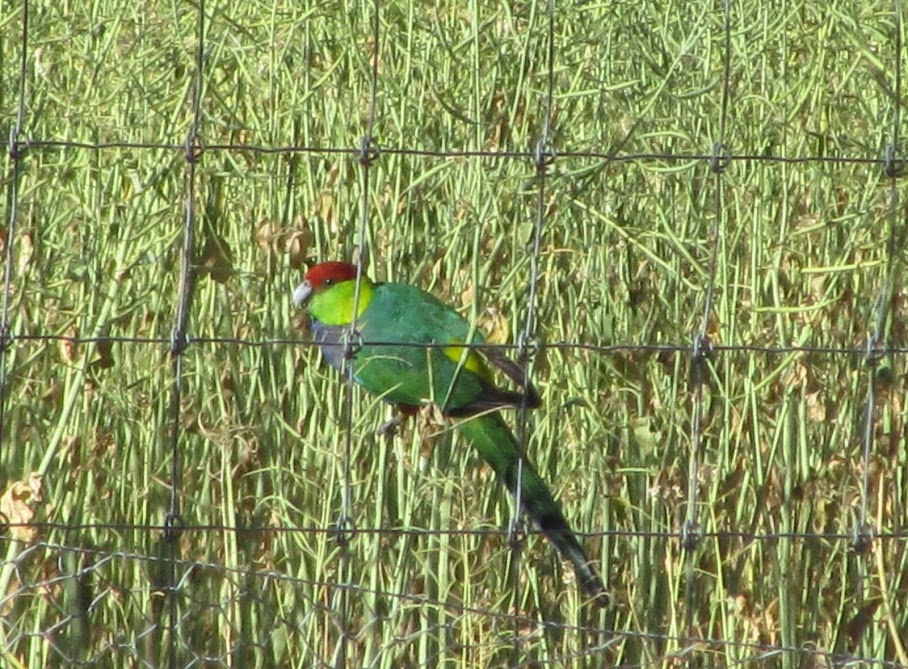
[349,283,534,414]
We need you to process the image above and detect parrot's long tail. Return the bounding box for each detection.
[456,412,608,606]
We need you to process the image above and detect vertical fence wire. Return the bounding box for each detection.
[0,0,30,620]
[332,1,382,667]
[0,0,29,464]
[163,1,206,666]
[507,0,557,639]
[852,0,904,615]
[681,0,733,642]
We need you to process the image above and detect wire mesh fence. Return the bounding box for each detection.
[1,0,907,667]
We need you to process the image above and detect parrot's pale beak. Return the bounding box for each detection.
[292,280,312,307]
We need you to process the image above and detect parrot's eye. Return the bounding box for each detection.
[323,278,333,286]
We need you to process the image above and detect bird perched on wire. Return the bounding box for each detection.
[293,261,607,606]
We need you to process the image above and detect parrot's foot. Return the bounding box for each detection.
[375,416,403,437]
[375,404,421,437]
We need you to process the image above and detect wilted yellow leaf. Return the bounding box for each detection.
[479,307,509,346]
[17,232,34,275]
[59,324,78,363]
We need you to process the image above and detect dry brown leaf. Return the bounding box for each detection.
[417,404,446,460]
[254,219,279,252]
[460,285,474,308]
[806,390,826,422]
[199,235,233,284]
[285,228,312,270]
[1,473,44,543]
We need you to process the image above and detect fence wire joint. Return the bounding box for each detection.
[358,135,380,167]
[709,141,731,174]
[341,328,363,361]
[850,522,874,554]
[507,518,525,552]
[184,131,204,163]
[516,331,539,365]
[883,143,904,179]
[332,514,356,549]
[681,519,700,553]
[163,512,185,544]
[689,334,714,386]
[7,127,30,160]
[863,335,885,368]
[534,137,556,174]
[169,326,192,357]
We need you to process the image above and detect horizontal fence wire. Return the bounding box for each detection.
[5,522,908,542]
[4,334,908,356]
[8,139,904,165]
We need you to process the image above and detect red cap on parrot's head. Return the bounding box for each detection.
[305,261,358,289]
[293,261,359,306]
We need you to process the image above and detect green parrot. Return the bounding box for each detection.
[293,261,607,605]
